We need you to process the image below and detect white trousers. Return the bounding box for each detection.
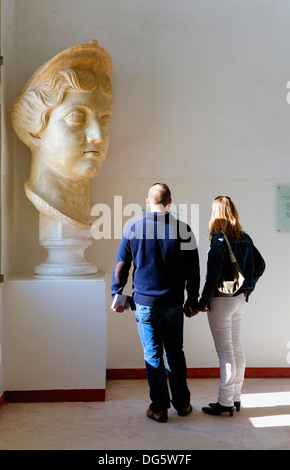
[207,294,246,407]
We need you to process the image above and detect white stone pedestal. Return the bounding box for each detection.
[3,276,106,399]
[34,215,98,278]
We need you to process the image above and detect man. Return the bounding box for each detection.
[111,183,200,423]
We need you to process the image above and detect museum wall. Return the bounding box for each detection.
[3,0,290,371]
[1,0,17,397]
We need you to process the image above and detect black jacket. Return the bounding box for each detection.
[198,232,265,311]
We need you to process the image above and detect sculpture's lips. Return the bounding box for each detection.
[84,151,101,159]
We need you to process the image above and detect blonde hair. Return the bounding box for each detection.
[209,196,244,241]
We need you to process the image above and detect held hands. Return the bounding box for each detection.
[183,303,208,317]
[183,303,200,318]
[114,301,209,315]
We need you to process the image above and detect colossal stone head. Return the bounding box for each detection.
[12,41,113,228]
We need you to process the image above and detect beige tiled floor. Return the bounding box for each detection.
[1,378,290,450]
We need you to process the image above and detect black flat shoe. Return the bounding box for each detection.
[209,401,241,411]
[202,402,233,416]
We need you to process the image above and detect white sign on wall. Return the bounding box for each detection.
[277,186,290,232]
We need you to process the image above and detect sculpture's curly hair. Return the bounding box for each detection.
[12,68,113,146]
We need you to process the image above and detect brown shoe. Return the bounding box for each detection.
[146,408,168,423]
[177,403,193,416]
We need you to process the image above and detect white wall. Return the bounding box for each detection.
[1,0,16,279]
[3,0,290,371]
[1,0,17,397]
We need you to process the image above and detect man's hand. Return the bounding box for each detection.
[184,303,199,318]
[113,306,125,313]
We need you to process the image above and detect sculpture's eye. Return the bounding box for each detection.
[99,114,111,127]
[65,111,85,123]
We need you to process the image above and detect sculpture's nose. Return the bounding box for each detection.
[86,119,103,143]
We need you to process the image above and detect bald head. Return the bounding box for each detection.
[147,183,172,212]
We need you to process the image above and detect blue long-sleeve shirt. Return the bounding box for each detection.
[111,212,200,308]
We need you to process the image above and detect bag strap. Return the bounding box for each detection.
[221,230,238,264]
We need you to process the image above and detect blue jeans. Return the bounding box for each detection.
[135,303,190,412]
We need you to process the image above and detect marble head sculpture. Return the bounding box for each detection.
[12,41,113,229]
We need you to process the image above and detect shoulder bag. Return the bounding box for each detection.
[217,231,245,297]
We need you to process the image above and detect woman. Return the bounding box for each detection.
[198,196,265,416]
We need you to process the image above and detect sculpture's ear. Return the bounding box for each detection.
[27,132,42,147]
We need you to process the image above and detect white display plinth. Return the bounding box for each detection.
[34,215,98,278]
[3,276,106,399]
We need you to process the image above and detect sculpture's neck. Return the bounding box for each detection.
[26,159,95,227]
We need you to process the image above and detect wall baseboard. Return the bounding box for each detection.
[4,388,105,404]
[244,368,290,378]
[0,392,5,409]
[106,367,290,379]
[1,368,289,409]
